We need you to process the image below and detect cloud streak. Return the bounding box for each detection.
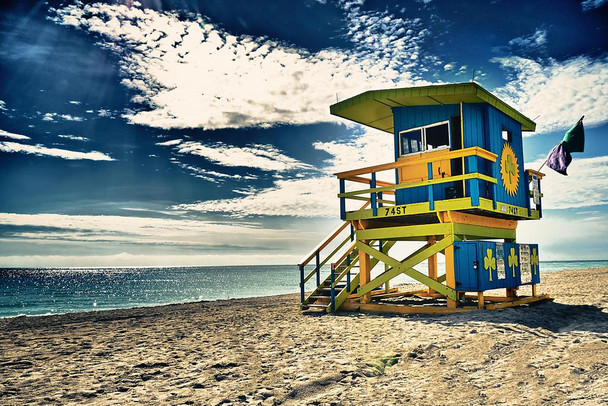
[0,129,30,140]
[0,141,114,161]
[158,139,312,172]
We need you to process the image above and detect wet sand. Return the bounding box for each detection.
[1,268,607,405]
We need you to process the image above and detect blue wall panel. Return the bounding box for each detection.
[453,242,479,292]
[454,241,540,291]
[393,104,460,206]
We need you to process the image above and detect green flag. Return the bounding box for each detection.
[562,117,585,153]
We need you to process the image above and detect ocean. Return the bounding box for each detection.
[1,260,607,318]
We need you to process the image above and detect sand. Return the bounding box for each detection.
[1,268,607,406]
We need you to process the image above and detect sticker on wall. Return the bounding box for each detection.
[500,143,519,196]
[531,248,539,275]
[508,247,519,278]
[520,244,532,283]
[496,243,506,279]
[483,248,496,282]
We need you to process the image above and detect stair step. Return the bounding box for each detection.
[309,295,331,299]
[307,304,329,308]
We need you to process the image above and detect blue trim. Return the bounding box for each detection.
[468,155,480,206]
[339,179,346,220]
[371,172,377,216]
[427,162,434,211]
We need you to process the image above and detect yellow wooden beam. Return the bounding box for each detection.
[358,240,372,304]
[340,302,478,315]
[485,294,551,310]
[439,211,518,230]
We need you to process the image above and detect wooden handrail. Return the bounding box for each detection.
[335,147,497,179]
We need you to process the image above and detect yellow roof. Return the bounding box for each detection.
[330,82,536,133]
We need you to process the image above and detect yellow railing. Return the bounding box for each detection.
[336,147,499,218]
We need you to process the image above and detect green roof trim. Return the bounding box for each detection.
[329,82,536,133]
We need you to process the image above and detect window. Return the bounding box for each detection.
[399,121,450,156]
[502,128,512,142]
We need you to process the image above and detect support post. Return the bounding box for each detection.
[358,240,372,304]
[531,284,537,296]
[444,244,457,309]
[315,250,321,287]
[428,235,437,293]
[330,264,336,312]
[299,265,305,304]
[477,291,484,309]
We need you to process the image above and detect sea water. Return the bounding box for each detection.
[1,261,606,318]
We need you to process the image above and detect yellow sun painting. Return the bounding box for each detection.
[500,143,519,196]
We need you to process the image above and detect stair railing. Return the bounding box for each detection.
[298,202,369,304]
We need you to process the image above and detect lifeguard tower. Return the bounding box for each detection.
[298,83,549,314]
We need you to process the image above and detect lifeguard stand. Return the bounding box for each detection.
[298,83,549,314]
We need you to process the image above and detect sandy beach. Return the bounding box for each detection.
[1,268,607,405]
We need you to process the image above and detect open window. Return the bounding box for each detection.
[502,128,512,143]
[399,121,450,156]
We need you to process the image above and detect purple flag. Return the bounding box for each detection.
[546,143,572,176]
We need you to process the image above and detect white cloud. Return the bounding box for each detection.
[175,126,395,217]
[0,100,6,111]
[0,129,31,140]
[58,134,88,141]
[98,109,112,117]
[493,55,608,133]
[508,28,547,51]
[52,2,427,130]
[529,156,608,209]
[581,0,608,11]
[313,126,394,175]
[443,63,455,71]
[159,139,312,172]
[174,162,258,183]
[41,112,84,122]
[0,212,315,258]
[69,100,81,105]
[174,177,338,217]
[0,141,114,161]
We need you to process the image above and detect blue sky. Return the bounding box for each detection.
[0,0,607,267]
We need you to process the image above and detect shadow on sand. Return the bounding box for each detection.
[330,300,608,334]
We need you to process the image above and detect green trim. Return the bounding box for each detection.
[453,223,517,240]
[330,83,536,133]
[356,223,452,240]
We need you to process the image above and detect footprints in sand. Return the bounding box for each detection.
[1,270,607,405]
